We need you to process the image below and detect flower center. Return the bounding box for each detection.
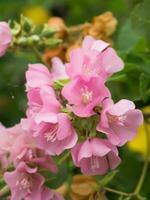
[107,113,126,125]
[44,125,58,142]
[90,156,99,171]
[81,85,93,104]
[83,64,98,76]
[16,175,33,194]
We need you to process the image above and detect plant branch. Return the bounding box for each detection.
[58,151,70,165]
[30,46,48,66]
[134,122,150,194]
[104,187,130,197]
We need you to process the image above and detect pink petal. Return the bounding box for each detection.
[66,48,84,78]
[62,79,82,104]
[101,47,124,75]
[82,35,95,51]
[51,57,68,81]
[78,140,92,161]
[91,40,109,52]
[91,138,111,156]
[108,99,135,116]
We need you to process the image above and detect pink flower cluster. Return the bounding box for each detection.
[0,22,12,57]
[0,35,143,200]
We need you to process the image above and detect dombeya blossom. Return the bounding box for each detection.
[34,113,78,155]
[4,162,45,200]
[0,22,12,57]
[71,138,121,176]
[62,76,110,117]
[11,132,58,173]
[0,123,21,168]
[66,35,124,80]
[97,99,143,146]
[27,86,60,127]
[26,60,67,90]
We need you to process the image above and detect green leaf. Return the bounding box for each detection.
[54,79,70,90]
[131,0,150,48]
[117,20,142,52]
[140,73,150,102]
[107,74,126,82]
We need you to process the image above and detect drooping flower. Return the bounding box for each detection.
[34,113,78,155]
[11,132,58,173]
[0,123,21,168]
[97,99,143,146]
[66,35,124,80]
[4,162,45,200]
[62,76,110,117]
[0,22,12,57]
[71,138,121,176]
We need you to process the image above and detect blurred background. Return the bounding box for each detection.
[0,0,150,199]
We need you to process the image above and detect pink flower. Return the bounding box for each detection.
[34,113,78,155]
[41,187,64,200]
[62,76,110,117]
[97,99,144,146]
[11,132,58,173]
[26,59,68,91]
[0,123,21,168]
[4,162,45,200]
[27,86,60,127]
[51,57,68,81]
[26,64,52,90]
[66,35,124,80]
[0,22,12,57]
[71,138,121,176]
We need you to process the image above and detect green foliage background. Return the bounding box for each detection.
[0,0,150,199]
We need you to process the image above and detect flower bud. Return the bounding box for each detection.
[20,15,33,33]
[41,24,57,37]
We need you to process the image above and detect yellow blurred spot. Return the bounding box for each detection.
[23,6,49,25]
[128,106,150,159]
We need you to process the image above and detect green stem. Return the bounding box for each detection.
[104,187,130,197]
[134,123,150,194]
[58,152,70,164]
[31,46,48,66]
[0,185,9,197]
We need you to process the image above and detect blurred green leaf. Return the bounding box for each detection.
[117,20,142,52]
[140,73,150,102]
[131,0,150,48]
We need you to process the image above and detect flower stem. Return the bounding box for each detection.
[31,46,48,66]
[134,123,150,194]
[104,187,130,197]
[58,151,70,164]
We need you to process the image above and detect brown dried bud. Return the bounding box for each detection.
[48,17,67,38]
[55,182,69,196]
[70,175,107,200]
[84,11,117,41]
